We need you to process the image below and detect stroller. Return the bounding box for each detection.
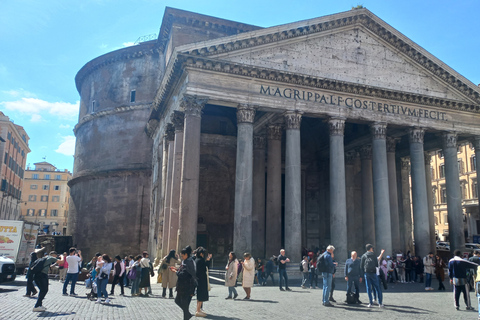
[86,269,98,301]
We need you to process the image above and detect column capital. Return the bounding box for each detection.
[165,123,175,141]
[284,111,303,130]
[237,104,256,123]
[442,132,458,149]
[408,127,425,143]
[370,122,387,140]
[386,136,399,153]
[401,157,410,170]
[171,111,185,131]
[267,125,283,140]
[181,94,208,117]
[424,152,432,166]
[328,117,345,136]
[345,151,357,165]
[358,145,372,160]
[253,135,266,149]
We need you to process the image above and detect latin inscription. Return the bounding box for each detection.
[260,85,447,121]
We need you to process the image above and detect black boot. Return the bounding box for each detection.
[169,288,174,298]
[162,288,167,298]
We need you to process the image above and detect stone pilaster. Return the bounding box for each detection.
[177,95,208,252]
[424,152,436,253]
[284,111,302,262]
[443,132,465,253]
[400,158,414,253]
[252,135,266,259]
[234,104,256,256]
[408,128,431,257]
[329,117,347,261]
[386,137,401,252]
[474,137,480,201]
[161,123,175,256]
[345,151,356,253]
[359,145,375,246]
[370,123,392,255]
[266,124,282,257]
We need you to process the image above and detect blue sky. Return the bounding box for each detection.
[0,0,479,173]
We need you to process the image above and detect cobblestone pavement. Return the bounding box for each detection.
[1,275,478,320]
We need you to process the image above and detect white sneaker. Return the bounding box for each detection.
[33,306,46,312]
[367,304,373,308]
[379,304,385,308]
[95,298,102,304]
[104,298,110,304]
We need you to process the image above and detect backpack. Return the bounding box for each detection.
[363,253,377,273]
[30,257,48,275]
[299,262,303,272]
[346,292,357,304]
[317,253,328,273]
[127,265,137,280]
[237,261,243,275]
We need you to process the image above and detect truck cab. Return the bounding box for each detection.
[0,255,16,283]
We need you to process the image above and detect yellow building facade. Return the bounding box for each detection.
[21,162,71,234]
[431,143,478,242]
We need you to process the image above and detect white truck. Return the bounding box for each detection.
[0,220,39,282]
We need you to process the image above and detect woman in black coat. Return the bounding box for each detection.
[175,246,196,320]
[195,247,212,318]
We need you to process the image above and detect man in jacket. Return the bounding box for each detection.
[423,252,435,291]
[33,251,58,312]
[321,245,335,307]
[345,251,362,304]
[448,250,477,310]
[277,249,291,291]
[360,244,385,308]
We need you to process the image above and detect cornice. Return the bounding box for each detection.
[69,167,152,187]
[74,104,151,134]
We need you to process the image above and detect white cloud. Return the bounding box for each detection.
[2,89,36,98]
[30,114,43,122]
[123,42,135,47]
[55,136,76,156]
[59,124,71,129]
[0,98,79,119]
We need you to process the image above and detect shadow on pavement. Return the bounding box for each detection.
[205,315,241,320]
[38,311,76,317]
[0,288,18,293]
[333,303,432,314]
[234,299,278,303]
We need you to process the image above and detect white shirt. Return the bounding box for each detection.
[66,255,82,274]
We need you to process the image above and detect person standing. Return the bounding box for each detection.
[360,244,385,308]
[96,254,113,304]
[320,245,335,307]
[435,254,446,291]
[255,258,264,285]
[225,252,238,299]
[24,246,42,297]
[277,249,291,291]
[309,252,318,289]
[130,255,142,296]
[62,248,82,296]
[159,249,180,298]
[448,250,477,311]
[423,252,435,291]
[195,247,212,317]
[175,246,197,320]
[241,252,255,299]
[32,251,58,312]
[264,256,275,286]
[301,256,309,289]
[344,251,362,304]
[57,252,67,282]
[110,255,125,296]
[139,251,152,297]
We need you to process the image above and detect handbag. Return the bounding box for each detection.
[207,267,211,291]
[157,271,163,283]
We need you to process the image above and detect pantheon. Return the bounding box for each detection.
[68,7,480,263]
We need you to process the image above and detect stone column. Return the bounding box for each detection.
[474,137,480,204]
[424,153,436,253]
[177,95,208,252]
[168,111,184,252]
[345,151,356,252]
[408,128,431,257]
[387,137,401,252]
[252,135,266,259]
[265,124,282,257]
[329,118,347,262]
[371,123,392,255]
[233,105,256,256]
[161,124,175,256]
[157,137,169,258]
[443,132,465,253]
[284,111,302,262]
[400,158,414,253]
[359,145,375,246]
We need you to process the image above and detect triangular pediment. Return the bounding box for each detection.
[176,9,480,106]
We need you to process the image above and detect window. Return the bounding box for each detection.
[28,195,36,201]
[444,214,448,225]
[473,180,478,199]
[54,185,60,191]
[42,185,49,190]
[30,184,38,190]
[440,186,447,204]
[430,167,434,180]
[52,196,60,202]
[439,164,445,178]
[458,160,464,175]
[432,189,437,205]
[460,181,467,200]
[439,150,444,158]
[91,100,96,113]
[27,209,35,216]
[3,153,7,164]
[472,156,477,172]
[50,209,58,217]
[44,174,50,180]
[40,196,48,202]
[130,90,136,103]
[55,175,61,180]
[32,174,39,179]
[435,216,438,225]
[39,209,46,217]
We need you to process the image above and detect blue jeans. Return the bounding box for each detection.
[309,270,318,287]
[63,272,78,294]
[278,268,289,289]
[365,272,382,305]
[97,277,109,299]
[302,272,309,286]
[346,276,360,299]
[256,271,264,284]
[227,286,237,298]
[425,273,432,288]
[322,272,332,304]
[131,277,141,295]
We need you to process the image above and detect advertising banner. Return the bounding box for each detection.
[0,220,24,261]
[17,223,39,266]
